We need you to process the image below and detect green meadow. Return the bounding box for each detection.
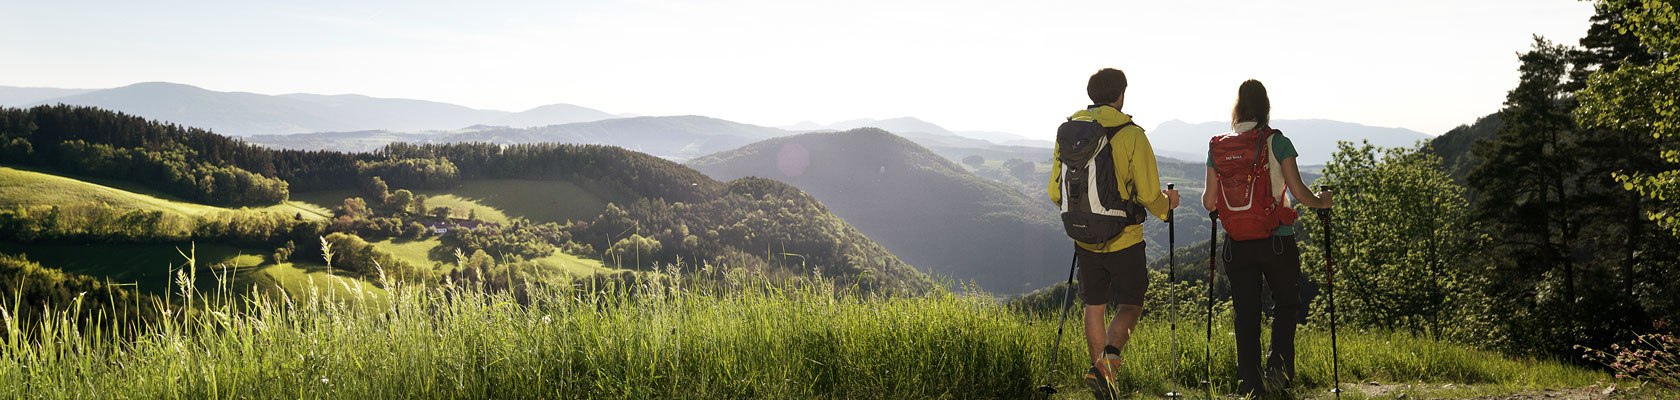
[0,262,1627,399]
[292,178,608,225]
[0,166,330,220]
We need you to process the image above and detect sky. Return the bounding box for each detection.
[0,0,1597,138]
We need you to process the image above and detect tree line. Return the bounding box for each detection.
[1298,0,1680,362]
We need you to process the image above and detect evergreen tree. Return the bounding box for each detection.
[1576,0,1680,321]
[1469,37,1582,305]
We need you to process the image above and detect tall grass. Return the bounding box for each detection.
[0,254,1608,399]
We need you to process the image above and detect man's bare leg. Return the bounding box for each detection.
[1107,304,1143,355]
[1083,304,1109,365]
[1086,303,1143,377]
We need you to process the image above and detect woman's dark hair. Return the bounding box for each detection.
[1232,79,1270,128]
[1087,68,1128,105]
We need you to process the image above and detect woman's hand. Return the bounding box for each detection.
[1163,188,1181,209]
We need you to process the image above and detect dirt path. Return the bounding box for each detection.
[1349,381,1633,399]
[1051,381,1661,399]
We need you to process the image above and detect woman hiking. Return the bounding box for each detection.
[1203,79,1333,397]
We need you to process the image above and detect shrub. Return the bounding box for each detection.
[1580,329,1680,389]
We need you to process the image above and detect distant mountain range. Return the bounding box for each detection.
[1,82,621,135]
[250,114,1056,164]
[249,115,787,159]
[784,117,1052,148]
[1147,119,1434,165]
[3,82,1435,166]
[0,86,97,106]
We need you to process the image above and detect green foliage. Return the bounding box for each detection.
[1304,142,1482,339]
[1468,38,1607,356]
[961,154,985,167]
[50,140,288,206]
[322,232,424,283]
[0,136,31,161]
[1579,0,1680,237]
[1003,157,1036,183]
[0,105,370,193]
[0,253,157,333]
[606,233,661,268]
[273,240,295,263]
[336,197,370,219]
[355,157,459,190]
[1429,112,1502,181]
[1454,5,1680,359]
[440,221,563,262]
[570,177,934,294]
[385,189,415,216]
[1580,332,1680,389]
[380,141,724,205]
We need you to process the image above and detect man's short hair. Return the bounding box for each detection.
[1087,68,1128,105]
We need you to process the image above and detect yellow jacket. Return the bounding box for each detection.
[1047,106,1170,253]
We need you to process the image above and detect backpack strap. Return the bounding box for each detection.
[1248,128,1275,173]
[1108,120,1143,208]
[1108,121,1138,137]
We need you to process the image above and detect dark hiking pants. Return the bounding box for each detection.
[1223,234,1302,396]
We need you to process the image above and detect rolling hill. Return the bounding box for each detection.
[0,164,361,296]
[12,82,617,136]
[1148,119,1434,165]
[0,162,609,297]
[0,165,329,220]
[1429,112,1502,181]
[688,128,1075,295]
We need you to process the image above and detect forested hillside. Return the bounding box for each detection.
[0,105,935,300]
[1429,112,1502,181]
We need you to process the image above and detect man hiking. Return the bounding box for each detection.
[1203,79,1334,397]
[1049,67,1180,399]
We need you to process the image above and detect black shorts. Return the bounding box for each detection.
[1077,243,1147,306]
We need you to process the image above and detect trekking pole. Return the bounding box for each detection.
[1204,210,1219,398]
[1165,183,1181,399]
[1316,185,1341,399]
[1037,250,1080,397]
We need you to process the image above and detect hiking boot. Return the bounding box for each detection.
[1262,366,1292,393]
[1099,345,1124,397]
[1098,345,1124,374]
[1084,366,1113,400]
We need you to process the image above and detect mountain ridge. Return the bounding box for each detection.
[1148,118,1435,165]
[11,82,616,136]
[688,128,1067,295]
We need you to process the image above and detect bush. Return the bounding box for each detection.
[1580,330,1680,388]
[321,233,424,283]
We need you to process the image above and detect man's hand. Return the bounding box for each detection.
[1315,190,1335,209]
[1163,188,1181,209]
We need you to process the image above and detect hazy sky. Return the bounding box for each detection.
[1,0,1595,138]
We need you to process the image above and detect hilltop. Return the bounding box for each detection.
[689,128,1070,294]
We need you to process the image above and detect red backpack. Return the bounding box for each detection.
[1209,128,1296,241]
